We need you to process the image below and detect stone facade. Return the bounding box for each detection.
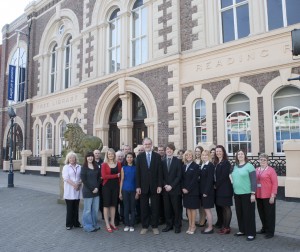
[1,0,300,171]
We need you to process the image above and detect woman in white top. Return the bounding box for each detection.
[62,152,82,230]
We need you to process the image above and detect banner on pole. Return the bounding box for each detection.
[7,65,16,101]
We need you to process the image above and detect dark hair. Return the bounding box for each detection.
[210,148,216,152]
[214,145,228,165]
[195,146,204,153]
[235,150,249,164]
[166,143,175,151]
[83,151,98,168]
[124,152,136,166]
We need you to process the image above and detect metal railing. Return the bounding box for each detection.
[228,153,286,176]
[47,155,61,167]
[27,156,41,166]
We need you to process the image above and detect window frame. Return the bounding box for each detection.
[49,44,58,93]
[193,99,207,147]
[63,36,72,89]
[45,123,53,150]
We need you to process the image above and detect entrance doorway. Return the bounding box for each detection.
[132,93,147,148]
[5,124,23,160]
[109,99,122,151]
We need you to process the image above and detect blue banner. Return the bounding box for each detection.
[7,65,16,101]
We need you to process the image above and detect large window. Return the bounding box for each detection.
[64,37,72,89]
[45,123,53,150]
[194,99,207,146]
[10,47,26,102]
[274,86,300,153]
[132,0,148,66]
[49,44,57,93]
[220,0,250,43]
[109,9,121,73]
[265,0,300,31]
[35,125,40,156]
[226,94,251,154]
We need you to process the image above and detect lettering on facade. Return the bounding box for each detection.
[195,45,288,72]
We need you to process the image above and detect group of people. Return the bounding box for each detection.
[61,138,278,241]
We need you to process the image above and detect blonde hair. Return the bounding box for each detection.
[64,151,78,165]
[104,148,117,163]
[182,150,194,164]
[201,150,211,161]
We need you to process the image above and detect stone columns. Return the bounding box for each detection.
[40,149,53,175]
[283,140,300,198]
[20,150,32,173]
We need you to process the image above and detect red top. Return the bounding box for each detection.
[101,162,122,186]
[255,166,278,199]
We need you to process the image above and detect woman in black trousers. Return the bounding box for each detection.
[214,145,233,235]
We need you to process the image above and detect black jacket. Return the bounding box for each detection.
[80,166,101,198]
[199,162,215,196]
[182,161,200,196]
[162,156,182,195]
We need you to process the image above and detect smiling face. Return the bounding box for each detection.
[87,155,94,163]
[166,147,174,157]
[107,151,115,161]
[201,152,209,163]
[69,155,76,165]
[195,147,202,158]
[215,148,224,160]
[185,152,193,162]
[126,154,134,165]
[237,151,245,163]
[143,139,152,152]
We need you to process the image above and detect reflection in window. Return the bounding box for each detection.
[10,48,26,102]
[132,0,148,66]
[194,99,207,146]
[59,121,67,155]
[220,0,249,43]
[110,99,122,123]
[109,9,121,73]
[226,111,251,154]
[133,93,147,120]
[266,0,300,31]
[64,37,72,89]
[49,44,57,93]
[274,107,300,153]
[45,123,53,150]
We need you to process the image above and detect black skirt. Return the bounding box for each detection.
[183,194,200,209]
[102,178,119,207]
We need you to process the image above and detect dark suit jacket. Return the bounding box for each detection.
[182,161,200,196]
[136,151,163,194]
[199,162,215,196]
[162,156,182,195]
[215,159,233,197]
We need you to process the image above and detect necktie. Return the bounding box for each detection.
[147,153,151,168]
[167,158,171,172]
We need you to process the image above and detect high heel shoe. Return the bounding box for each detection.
[106,227,113,233]
[110,224,118,231]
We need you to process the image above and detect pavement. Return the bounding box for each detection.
[0,171,300,252]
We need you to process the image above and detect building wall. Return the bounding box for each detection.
[1,0,300,167]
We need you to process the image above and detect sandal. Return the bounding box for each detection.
[106,227,113,233]
[110,224,118,231]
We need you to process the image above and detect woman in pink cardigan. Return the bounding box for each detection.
[255,153,278,239]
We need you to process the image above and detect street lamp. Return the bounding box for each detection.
[8,106,16,188]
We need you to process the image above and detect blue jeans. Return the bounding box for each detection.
[82,196,100,232]
[122,190,136,227]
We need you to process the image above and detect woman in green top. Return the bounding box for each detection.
[231,150,256,241]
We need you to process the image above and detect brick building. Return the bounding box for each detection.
[1,0,300,169]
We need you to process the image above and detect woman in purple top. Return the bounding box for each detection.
[119,152,138,232]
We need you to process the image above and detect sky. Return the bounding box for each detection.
[0,0,32,42]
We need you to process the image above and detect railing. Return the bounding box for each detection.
[228,153,286,176]
[27,156,41,166]
[47,155,61,167]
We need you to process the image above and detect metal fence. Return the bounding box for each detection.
[47,155,61,167]
[27,156,41,166]
[228,153,286,176]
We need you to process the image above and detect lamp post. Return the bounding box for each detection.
[8,106,16,188]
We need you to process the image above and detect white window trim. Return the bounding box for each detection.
[63,37,72,89]
[49,45,57,93]
[193,99,207,147]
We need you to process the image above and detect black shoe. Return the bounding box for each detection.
[247,236,255,241]
[265,234,274,239]
[257,229,266,234]
[201,229,214,234]
[175,228,181,233]
[162,226,173,232]
[74,224,83,228]
[234,232,245,236]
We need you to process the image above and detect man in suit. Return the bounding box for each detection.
[136,137,162,235]
[161,143,183,233]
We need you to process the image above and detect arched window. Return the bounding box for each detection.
[49,44,57,93]
[132,0,148,66]
[64,37,72,89]
[10,47,26,102]
[59,120,67,155]
[109,8,121,73]
[45,123,53,150]
[273,86,300,153]
[35,125,40,156]
[5,124,23,160]
[193,99,207,146]
[226,94,251,154]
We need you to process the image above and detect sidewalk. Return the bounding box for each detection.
[0,171,299,252]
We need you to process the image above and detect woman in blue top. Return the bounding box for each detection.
[119,152,138,232]
[231,150,256,241]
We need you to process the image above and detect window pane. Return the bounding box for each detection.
[267,0,283,30]
[117,19,121,44]
[141,8,147,36]
[286,0,300,26]
[236,0,247,3]
[236,4,250,39]
[116,47,120,71]
[221,0,233,8]
[110,49,116,72]
[134,11,140,38]
[110,23,116,47]
[222,9,235,42]
[134,40,141,66]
